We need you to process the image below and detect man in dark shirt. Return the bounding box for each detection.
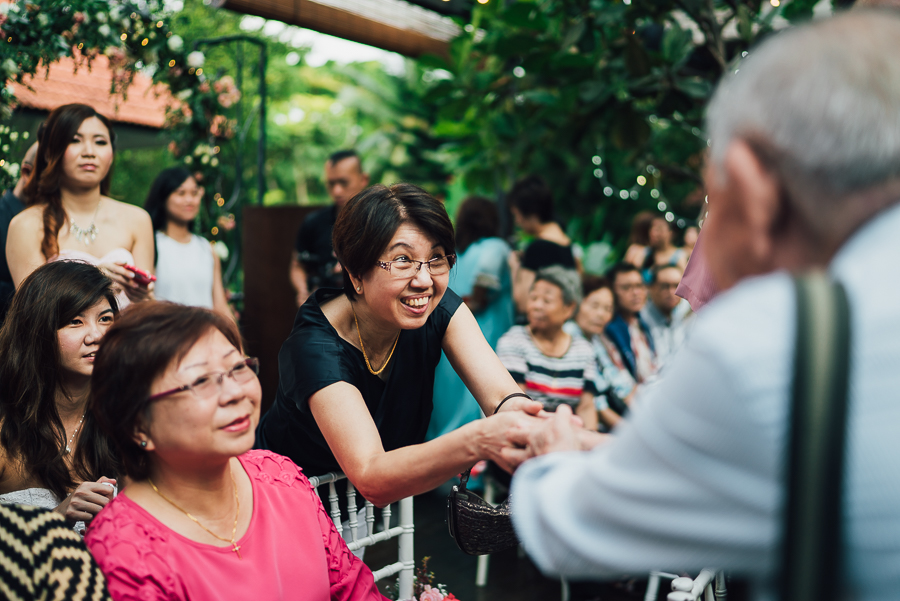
[0,142,37,322]
[289,150,369,306]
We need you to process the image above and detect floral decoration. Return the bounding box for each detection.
[386,557,458,601]
[0,0,247,253]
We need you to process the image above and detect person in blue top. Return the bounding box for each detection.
[427,196,514,440]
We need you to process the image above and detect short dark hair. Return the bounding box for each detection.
[90,302,242,481]
[606,262,643,285]
[144,167,195,234]
[332,183,456,301]
[649,263,683,284]
[582,275,612,299]
[507,175,554,223]
[327,149,361,170]
[455,196,499,254]
[629,211,655,246]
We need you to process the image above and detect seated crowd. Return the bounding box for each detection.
[19,6,900,599]
[0,106,696,601]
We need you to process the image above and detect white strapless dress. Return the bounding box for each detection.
[52,247,136,309]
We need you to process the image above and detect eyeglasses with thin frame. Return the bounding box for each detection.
[376,254,456,279]
[148,357,259,402]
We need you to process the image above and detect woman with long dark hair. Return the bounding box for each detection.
[0,261,119,528]
[6,104,155,306]
[144,167,231,318]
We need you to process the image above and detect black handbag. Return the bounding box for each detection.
[445,392,531,556]
[780,273,851,601]
[447,467,518,555]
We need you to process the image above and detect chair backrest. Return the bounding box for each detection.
[308,471,415,601]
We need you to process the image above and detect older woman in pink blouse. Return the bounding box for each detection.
[85,302,385,601]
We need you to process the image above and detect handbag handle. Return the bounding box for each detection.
[780,273,851,601]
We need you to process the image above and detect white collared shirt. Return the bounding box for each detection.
[512,203,900,601]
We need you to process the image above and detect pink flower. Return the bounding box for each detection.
[209,114,234,139]
[73,12,85,23]
[419,585,444,601]
[217,90,241,109]
[213,75,235,94]
[199,81,210,93]
[217,214,236,232]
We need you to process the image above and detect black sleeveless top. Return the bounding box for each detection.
[257,287,463,477]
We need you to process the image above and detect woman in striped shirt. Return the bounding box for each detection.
[497,266,599,431]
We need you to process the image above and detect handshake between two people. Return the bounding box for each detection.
[485,398,609,474]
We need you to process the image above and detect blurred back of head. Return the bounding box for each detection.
[706,10,900,225]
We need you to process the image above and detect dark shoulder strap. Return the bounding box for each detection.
[781,272,851,601]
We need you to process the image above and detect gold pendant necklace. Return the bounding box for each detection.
[351,305,399,376]
[148,465,242,559]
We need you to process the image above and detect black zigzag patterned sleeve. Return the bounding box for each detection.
[0,503,110,601]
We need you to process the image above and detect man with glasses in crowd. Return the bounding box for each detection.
[289,149,369,306]
[641,264,691,369]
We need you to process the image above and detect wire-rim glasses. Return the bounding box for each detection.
[148,357,260,402]
[376,254,456,278]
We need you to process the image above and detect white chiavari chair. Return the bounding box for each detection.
[308,472,415,601]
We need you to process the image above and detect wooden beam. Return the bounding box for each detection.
[214,0,451,59]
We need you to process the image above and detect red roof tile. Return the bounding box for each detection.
[10,56,170,129]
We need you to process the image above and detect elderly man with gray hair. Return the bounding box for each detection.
[505,9,900,600]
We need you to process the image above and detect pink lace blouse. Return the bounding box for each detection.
[85,450,387,601]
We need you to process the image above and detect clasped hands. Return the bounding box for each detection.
[487,398,608,473]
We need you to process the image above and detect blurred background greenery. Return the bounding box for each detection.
[15,0,850,276]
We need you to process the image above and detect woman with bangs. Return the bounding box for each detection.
[0,261,120,530]
[257,183,547,509]
[6,103,155,306]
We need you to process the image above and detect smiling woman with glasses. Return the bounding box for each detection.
[86,302,387,600]
[257,183,545,509]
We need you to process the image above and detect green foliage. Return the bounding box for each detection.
[425,0,837,250]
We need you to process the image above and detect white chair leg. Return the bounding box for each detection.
[397,497,415,601]
[561,577,570,601]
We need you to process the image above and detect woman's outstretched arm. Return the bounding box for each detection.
[441,302,542,416]
[310,382,541,507]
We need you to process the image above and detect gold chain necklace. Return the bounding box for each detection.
[351,305,400,376]
[148,466,242,559]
